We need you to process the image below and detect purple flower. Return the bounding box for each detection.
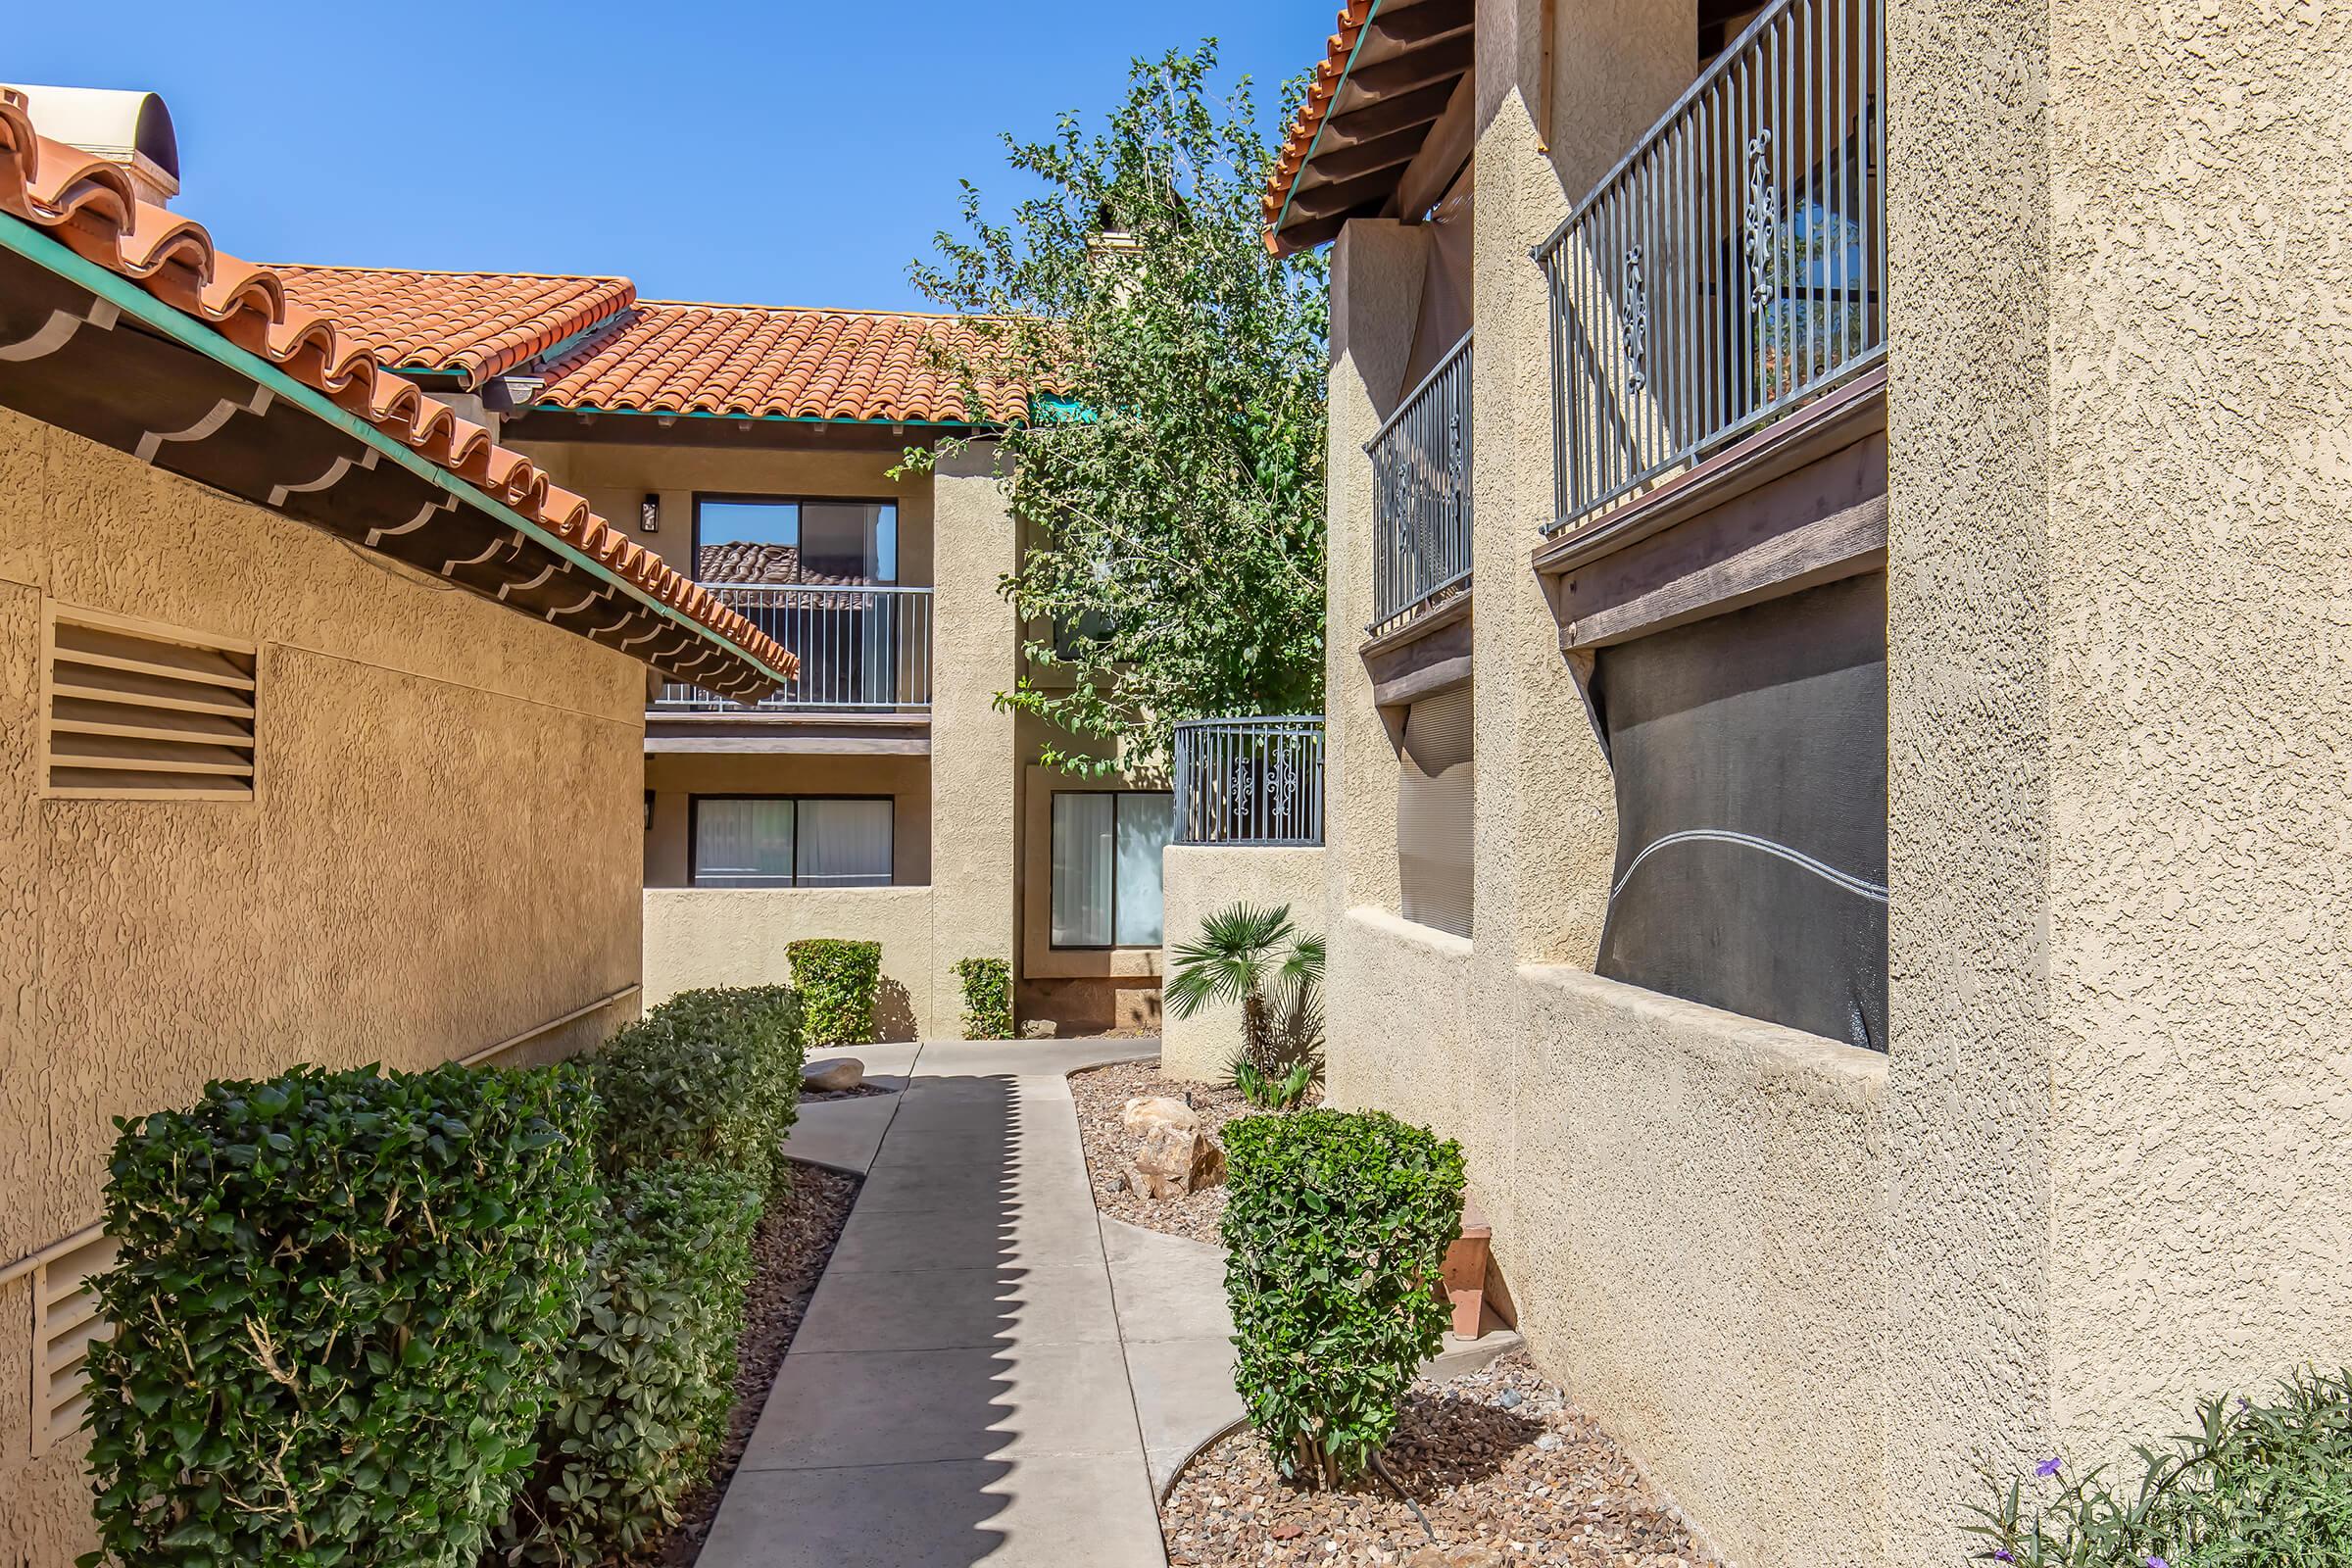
[2148,1558,2169,1568]
[1993,1552,2015,1563]
[2035,1456,2063,1478]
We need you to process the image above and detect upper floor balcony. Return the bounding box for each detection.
[1365,331,1473,641]
[1536,0,1886,540]
[1173,715,1326,847]
[652,582,932,717]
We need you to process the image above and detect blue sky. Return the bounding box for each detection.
[8,0,1334,312]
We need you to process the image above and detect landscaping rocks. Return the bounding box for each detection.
[802,1057,865,1093]
[1127,1121,1226,1199]
[1072,1060,1257,1245]
[1160,1352,1713,1568]
[1123,1094,1201,1137]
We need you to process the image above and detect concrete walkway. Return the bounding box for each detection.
[702,1039,1174,1568]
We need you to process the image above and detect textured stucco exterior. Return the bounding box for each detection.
[642,887,940,1040]
[0,408,646,1566]
[1157,845,1328,1081]
[1885,2,2352,1559]
[1318,1,2352,1564]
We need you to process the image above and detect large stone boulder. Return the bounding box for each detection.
[804,1057,865,1093]
[1120,1095,1200,1137]
[1126,1122,1225,1200]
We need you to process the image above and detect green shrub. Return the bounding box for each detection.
[1166,904,1324,1109]
[787,939,882,1047]
[498,1162,764,1566]
[1970,1368,2352,1568]
[953,956,1013,1039]
[1219,1108,1464,1488]
[595,985,805,1198]
[83,1062,599,1568]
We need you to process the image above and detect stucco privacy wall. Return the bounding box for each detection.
[1317,1,1894,1563]
[1886,2,2352,1560]
[642,887,940,1040]
[1158,845,1328,1080]
[0,408,645,1566]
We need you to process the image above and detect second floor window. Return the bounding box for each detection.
[690,796,894,889]
[694,497,898,585]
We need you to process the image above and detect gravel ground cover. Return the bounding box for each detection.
[1161,1353,1713,1568]
[1070,1058,1258,1246]
[653,1160,859,1566]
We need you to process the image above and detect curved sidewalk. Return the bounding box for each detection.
[700,1039,1188,1568]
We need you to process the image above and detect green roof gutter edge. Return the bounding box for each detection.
[0,215,796,692]
[1271,0,1385,245]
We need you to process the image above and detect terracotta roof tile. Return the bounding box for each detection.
[1263,0,1380,238]
[0,100,792,692]
[272,266,633,387]
[533,301,1023,424]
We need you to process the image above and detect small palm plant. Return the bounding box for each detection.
[1163,903,1324,1110]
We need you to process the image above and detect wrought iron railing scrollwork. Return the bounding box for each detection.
[1172,715,1326,847]
[1536,0,1885,536]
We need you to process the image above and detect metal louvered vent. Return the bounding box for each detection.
[43,605,257,799]
[31,1229,117,1455]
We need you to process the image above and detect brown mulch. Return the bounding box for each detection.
[1069,1058,1260,1246]
[650,1160,859,1566]
[1160,1353,1715,1568]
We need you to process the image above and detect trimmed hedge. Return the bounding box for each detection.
[594,985,806,1198]
[953,956,1013,1040]
[787,939,882,1047]
[1220,1108,1465,1487]
[498,1162,764,1566]
[83,1062,599,1568]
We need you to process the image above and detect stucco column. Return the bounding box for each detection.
[1324,220,1426,929]
[1886,3,2352,1559]
[929,440,1019,1036]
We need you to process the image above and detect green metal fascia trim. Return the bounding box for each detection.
[1270,0,1384,244]
[0,215,794,689]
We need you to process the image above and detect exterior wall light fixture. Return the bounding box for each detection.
[639,493,660,533]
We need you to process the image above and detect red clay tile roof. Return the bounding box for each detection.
[532,301,1024,424]
[1264,0,1381,237]
[270,266,632,387]
[0,99,794,690]
[267,265,1027,425]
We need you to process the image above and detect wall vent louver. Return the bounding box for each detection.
[42,605,258,800]
[30,1230,116,1456]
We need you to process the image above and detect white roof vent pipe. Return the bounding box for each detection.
[1,84,180,207]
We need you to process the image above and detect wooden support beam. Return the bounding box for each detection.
[1293,123,1432,191]
[1359,0,1473,58]
[1336,33,1474,107]
[1318,79,1458,150]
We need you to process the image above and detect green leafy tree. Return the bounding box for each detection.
[906,41,1329,775]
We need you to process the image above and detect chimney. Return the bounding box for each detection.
[1,84,180,207]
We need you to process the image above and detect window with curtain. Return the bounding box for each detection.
[692,497,898,584]
[1050,791,1174,947]
[690,797,893,889]
[1397,684,1475,938]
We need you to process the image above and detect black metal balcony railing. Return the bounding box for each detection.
[654,583,932,713]
[1536,0,1886,535]
[1173,715,1326,847]
[1365,332,1473,638]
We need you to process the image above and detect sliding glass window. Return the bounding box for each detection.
[693,497,899,584]
[1050,791,1174,948]
[691,796,893,889]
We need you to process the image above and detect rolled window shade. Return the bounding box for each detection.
[1397,684,1475,937]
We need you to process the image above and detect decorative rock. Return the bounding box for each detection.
[1126,1123,1225,1200]
[1121,1095,1200,1137]
[803,1057,865,1093]
[1019,1019,1058,1039]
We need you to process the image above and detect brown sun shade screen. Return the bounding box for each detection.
[1591,573,1888,1051]
[44,607,258,800]
[1397,684,1475,938]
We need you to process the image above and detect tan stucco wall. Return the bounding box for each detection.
[1322,4,1888,1565]
[1157,845,1329,1081]
[0,408,646,1566]
[642,751,932,888]
[1885,2,2352,1559]
[641,886,940,1040]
